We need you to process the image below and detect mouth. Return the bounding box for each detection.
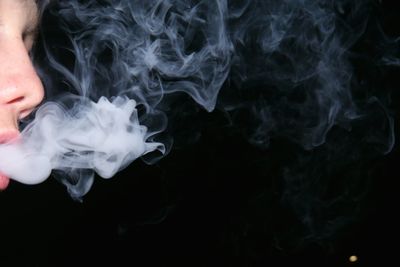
[0,130,20,191]
[0,173,10,190]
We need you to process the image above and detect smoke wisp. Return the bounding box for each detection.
[0,0,396,200]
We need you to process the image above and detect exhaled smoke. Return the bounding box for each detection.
[0,96,163,197]
[0,0,396,199]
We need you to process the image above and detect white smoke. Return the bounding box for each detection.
[0,96,163,195]
[0,0,395,199]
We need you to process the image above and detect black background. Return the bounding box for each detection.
[1,1,399,266]
[1,119,399,267]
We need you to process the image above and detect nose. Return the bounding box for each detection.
[0,33,44,190]
[0,37,45,135]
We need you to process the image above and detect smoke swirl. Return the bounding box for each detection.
[0,0,396,202]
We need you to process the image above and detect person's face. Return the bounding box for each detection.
[0,0,44,189]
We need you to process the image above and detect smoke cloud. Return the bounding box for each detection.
[0,0,396,200]
[0,96,163,197]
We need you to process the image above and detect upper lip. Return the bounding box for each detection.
[0,130,20,144]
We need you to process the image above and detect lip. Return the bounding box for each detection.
[0,173,10,191]
[0,130,21,190]
[0,130,21,144]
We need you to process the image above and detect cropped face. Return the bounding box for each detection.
[0,0,44,189]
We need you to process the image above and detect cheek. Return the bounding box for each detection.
[24,36,35,51]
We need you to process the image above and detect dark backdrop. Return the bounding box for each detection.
[1,1,399,266]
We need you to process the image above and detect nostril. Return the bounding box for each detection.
[7,96,25,105]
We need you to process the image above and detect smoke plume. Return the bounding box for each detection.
[0,0,396,201]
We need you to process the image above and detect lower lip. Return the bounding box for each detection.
[0,173,10,190]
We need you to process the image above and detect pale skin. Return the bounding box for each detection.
[0,0,44,189]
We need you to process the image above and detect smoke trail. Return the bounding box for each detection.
[0,96,163,197]
[1,0,396,201]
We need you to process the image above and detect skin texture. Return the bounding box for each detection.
[0,0,44,189]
